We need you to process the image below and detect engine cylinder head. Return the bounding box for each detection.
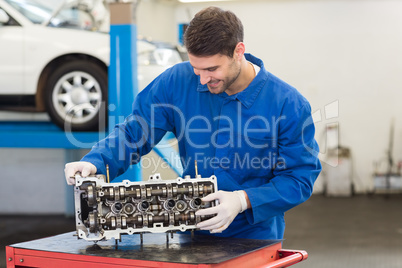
[75,174,217,241]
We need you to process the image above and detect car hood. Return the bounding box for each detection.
[24,24,110,65]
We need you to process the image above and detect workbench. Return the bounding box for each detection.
[6,232,307,267]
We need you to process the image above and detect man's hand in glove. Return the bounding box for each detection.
[64,161,97,185]
[195,190,248,233]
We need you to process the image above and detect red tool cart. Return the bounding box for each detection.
[6,232,307,268]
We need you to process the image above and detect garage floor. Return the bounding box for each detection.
[284,194,402,268]
[1,194,402,268]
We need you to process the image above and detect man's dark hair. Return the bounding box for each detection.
[184,7,244,58]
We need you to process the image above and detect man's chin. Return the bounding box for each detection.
[207,86,225,94]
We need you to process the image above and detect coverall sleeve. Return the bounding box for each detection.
[243,102,321,225]
[81,72,174,179]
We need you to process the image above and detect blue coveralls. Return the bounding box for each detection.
[82,53,322,240]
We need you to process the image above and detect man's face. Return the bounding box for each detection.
[188,53,241,95]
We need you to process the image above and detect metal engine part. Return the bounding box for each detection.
[74,173,217,241]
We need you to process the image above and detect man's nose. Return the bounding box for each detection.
[199,71,211,85]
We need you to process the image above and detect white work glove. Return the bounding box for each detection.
[196,190,248,233]
[64,161,97,185]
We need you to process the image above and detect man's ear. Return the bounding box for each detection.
[234,42,245,60]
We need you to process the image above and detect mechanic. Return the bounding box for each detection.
[65,6,321,240]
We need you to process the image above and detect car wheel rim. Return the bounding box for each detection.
[52,71,103,126]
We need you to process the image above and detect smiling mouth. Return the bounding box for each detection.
[208,80,221,88]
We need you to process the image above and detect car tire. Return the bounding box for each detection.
[44,60,107,132]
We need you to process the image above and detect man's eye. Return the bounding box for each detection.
[208,68,217,72]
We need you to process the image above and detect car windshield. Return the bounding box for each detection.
[5,0,95,30]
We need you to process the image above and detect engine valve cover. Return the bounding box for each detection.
[74,173,217,241]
